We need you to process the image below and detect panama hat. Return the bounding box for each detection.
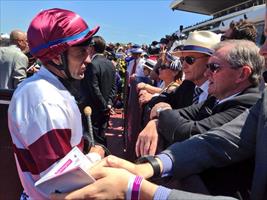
[171,30,221,57]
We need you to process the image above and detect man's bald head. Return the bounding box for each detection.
[10,30,28,52]
[10,30,26,42]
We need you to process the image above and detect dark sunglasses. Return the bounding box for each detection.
[206,63,221,73]
[180,55,208,65]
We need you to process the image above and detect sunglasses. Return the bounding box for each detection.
[206,63,221,73]
[180,55,208,65]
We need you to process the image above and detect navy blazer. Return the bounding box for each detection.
[158,86,261,146]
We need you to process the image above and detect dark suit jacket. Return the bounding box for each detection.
[148,79,195,109]
[161,89,267,200]
[81,55,116,115]
[158,86,261,145]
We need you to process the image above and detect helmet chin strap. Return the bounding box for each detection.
[47,52,81,102]
[60,52,75,81]
[47,51,75,81]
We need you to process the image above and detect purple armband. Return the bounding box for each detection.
[131,176,143,200]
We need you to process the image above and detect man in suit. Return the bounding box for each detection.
[136,39,264,156]
[147,31,221,121]
[81,36,116,146]
[138,31,220,154]
[0,30,28,89]
[149,23,259,117]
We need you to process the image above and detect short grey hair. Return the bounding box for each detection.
[214,39,265,86]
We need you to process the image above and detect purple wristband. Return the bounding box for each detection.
[131,176,143,200]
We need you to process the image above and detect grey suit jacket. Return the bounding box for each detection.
[0,45,28,89]
[162,89,267,200]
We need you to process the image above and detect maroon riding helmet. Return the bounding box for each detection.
[27,8,100,64]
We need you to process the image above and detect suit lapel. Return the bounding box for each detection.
[196,96,217,120]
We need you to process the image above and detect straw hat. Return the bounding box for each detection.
[171,30,221,57]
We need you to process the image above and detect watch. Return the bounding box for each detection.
[135,155,161,179]
[156,107,169,118]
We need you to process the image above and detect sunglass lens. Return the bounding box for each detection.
[180,56,195,65]
[185,56,195,65]
[207,63,220,72]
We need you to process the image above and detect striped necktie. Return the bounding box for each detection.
[193,87,203,104]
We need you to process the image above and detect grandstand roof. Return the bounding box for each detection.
[170,0,262,15]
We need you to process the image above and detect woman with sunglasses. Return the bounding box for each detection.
[137,53,183,106]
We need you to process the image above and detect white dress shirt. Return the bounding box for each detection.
[198,80,209,103]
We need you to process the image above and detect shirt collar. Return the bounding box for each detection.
[197,80,209,94]
[218,92,240,104]
[195,80,209,103]
[91,53,104,61]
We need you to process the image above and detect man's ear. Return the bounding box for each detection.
[236,65,252,83]
[51,55,62,65]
